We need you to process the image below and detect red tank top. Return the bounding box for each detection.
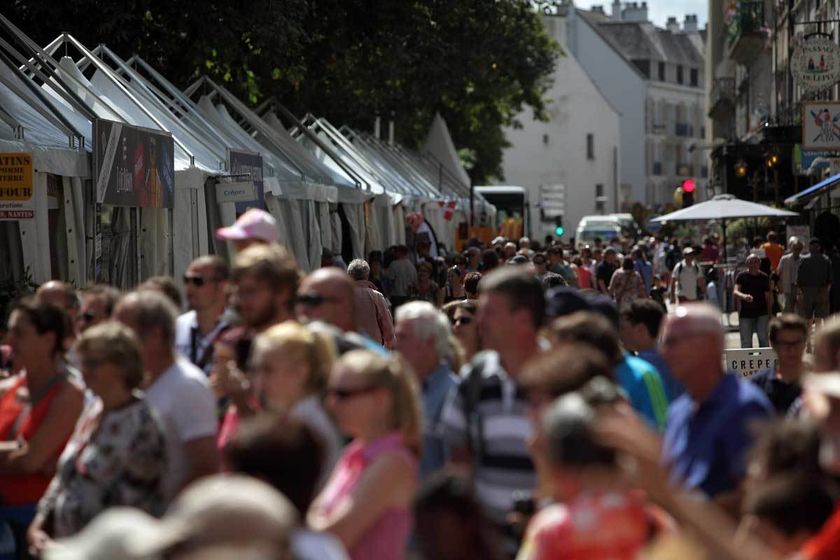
[0,373,69,505]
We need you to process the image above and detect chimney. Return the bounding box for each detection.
[623,2,649,22]
[611,0,622,21]
[683,14,698,32]
[591,5,605,15]
[666,16,680,33]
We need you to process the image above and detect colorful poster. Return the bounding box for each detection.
[802,102,840,150]
[227,149,264,214]
[0,152,34,220]
[94,119,175,208]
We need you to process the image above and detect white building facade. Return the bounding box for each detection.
[501,11,621,242]
[568,2,708,208]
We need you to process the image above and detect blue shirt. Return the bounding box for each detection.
[637,349,684,402]
[662,374,773,498]
[614,354,669,431]
[420,363,458,477]
[634,260,653,293]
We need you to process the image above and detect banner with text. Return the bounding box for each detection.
[227,149,264,214]
[94,119,175,208]
[0,152,34,220]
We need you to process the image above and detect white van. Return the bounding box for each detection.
[575,215,622,248]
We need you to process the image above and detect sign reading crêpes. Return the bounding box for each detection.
[0,152,34,220]
[792,35,840,92]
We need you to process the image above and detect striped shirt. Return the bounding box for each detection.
[439,351,535,524]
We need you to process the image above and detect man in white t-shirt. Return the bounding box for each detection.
[175,256,233,375]
[670,247,705,304]
[115,290,219,500]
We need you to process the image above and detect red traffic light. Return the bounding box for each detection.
[682,179,696,193]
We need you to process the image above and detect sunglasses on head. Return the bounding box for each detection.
[327,384,379,400]
[295,293,339,307]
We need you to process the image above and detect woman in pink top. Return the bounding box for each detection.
[309,350,422,560]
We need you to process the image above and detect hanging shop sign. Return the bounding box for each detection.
[792,35,840,92]
[802,101,840,150]
[94,119,175,208]
[0,152,34,220]
[227,148,264,214]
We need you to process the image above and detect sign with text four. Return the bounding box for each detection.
[0,152,34,220]
[792,35,840,92]
[94,119,175,208]
[803,101,840,150]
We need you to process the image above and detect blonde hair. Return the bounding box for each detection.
[75,321,145,390]
[252,321,336,395]
[336,350,423,455]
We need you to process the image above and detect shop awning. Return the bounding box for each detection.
[784,171,840,206]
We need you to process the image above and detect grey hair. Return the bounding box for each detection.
[118,290,178,347]
[347,259,371,281]
[395,301,452,360]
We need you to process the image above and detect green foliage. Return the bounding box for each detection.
[7,0,558,183]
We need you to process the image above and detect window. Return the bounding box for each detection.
[595,184,605,214]
[543,133,550,146]
[586,134,594,160]
[690,68,699,87]
[677,65,684,84]
[658,61,665,81]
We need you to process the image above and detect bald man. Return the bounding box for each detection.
[295,267,357,333]
[660,303,772,506]
[36,281,80,328]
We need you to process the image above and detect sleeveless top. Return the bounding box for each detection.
[318,432,417,560]
[0,373,69,505]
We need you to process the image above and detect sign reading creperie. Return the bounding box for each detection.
[725,347,779,379]
[0,153,34,220]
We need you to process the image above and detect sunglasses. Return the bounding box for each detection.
[453,316,474,326]
[183,275,212,287]
[327,384,380,400]
[78,311,98,323]
[296,293,340,307]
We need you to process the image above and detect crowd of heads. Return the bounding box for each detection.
[4,218,840,560]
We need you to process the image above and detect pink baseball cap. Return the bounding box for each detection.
[216,208,280,243]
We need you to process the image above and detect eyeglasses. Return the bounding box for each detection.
[183,275,209,287]
[453,316,474,326]
[326,384,380,400]
[296,293,340,307]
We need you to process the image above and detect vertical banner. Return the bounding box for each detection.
[227,148,264,214]
[93,119,175,208]
[0,152,34,220]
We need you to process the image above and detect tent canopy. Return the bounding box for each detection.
[651,194,798,222]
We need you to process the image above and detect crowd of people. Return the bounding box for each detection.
[1,208,840,560]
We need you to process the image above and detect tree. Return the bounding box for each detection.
[6,0,557,183]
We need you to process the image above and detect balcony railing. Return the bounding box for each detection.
[709,77,736,120]
[727,0,766,64]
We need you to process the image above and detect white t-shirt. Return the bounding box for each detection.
[144,356,217,499]
[292,529,349,560]
[673,259,701,300]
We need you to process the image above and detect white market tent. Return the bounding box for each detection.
[1,14,494,291]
